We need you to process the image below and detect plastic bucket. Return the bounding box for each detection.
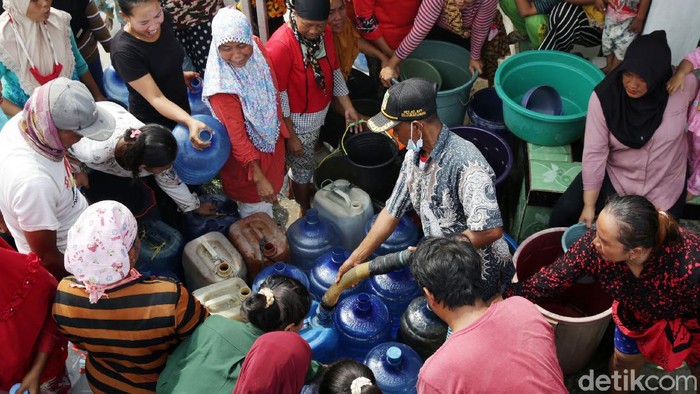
[399,58,443,91]
[513,228,613,374]
[407,40,479,127]
[450,126,513,191]
[467,87,509,141]
[342,132,400,202]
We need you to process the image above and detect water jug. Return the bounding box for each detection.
[136,220,185,281]
[188,77,212,116]
[365,214,419,257]
[398,297,448,360]
[227,212,290,282]
[287,208,340,273]
[312,179,374,251]
[192,277,251,320]
[183,232,246,291]
[334,293,392,361]
[172,114,231,185]
[184,194,240,241]
[103,65,129,108]
[308,246,367,301]
[364,342,422,394]
[300,300,339,364]
[369,267,422,338]
[251,262,310,292]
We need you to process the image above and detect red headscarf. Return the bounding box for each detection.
[233,331,312,394]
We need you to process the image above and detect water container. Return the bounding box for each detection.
[342,132,400,203]
[369,267,422,338]
[300,300,339,364]
[172,114,231,185]
[183,232,246,292]
[192,277,251,320]
[365,214,419,257]
[514,228,613,374]
[450,126,513,191]
[312,179,374,251]
[398,297,448,360]
[136,220,185,281]
[364,342,422,394]
[287,208,340,273]
[251,262,310,292]
[188,77,212,116]
[103,65,129,108]
[227,212,290,283]
[334,292,392,361]
[308,247,367,301]
[467,87,509,141]
[184,194,240,241]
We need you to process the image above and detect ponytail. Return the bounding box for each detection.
[656,210,681,247]
[120,124,177,180]
[241,275,311,332]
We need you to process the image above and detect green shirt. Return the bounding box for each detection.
[156,315,322,393]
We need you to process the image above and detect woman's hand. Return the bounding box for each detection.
[17,365,41,394]
[579,205,596,228]
[628,15,645,34]
[667,73,686,95]
[469,58,483,77]
[380,65,399,88]
[594,0,607,12]
[187,118,213,150]
[195,201,217,216]
[286,134,303,156]
[183,71,201,92]
[256,176,278,204]
[345,107,363,133]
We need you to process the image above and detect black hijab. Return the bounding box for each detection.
[593,30,673,149]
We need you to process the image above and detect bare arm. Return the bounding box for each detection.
[460,226,503,249]
[17,350,50,394]
[79,70,107,101]
[24,229,69,279]
[629,0,650,34]
[358,37,389,64]
[515,0,539,17]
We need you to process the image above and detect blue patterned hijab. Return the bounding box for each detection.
[202,7,280,153]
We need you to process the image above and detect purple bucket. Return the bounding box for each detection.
[450,126,513,189]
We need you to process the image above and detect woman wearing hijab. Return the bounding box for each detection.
[0,0,105,118]
[0,237,71,394]
[202,7,287,219]
[52,201,208,393]
[550,31,699,228]
[266,0,361,215]
[233,331,312,394]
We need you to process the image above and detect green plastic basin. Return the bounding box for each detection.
[494,51,604,146]
[399,58,443,91]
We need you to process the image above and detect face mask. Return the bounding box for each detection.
[406,122,423,153]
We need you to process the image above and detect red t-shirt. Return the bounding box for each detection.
[352,0,420,49]
[417,297,567,393]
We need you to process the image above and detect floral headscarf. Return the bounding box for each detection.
[20,81,65,161]
[64,200,141,304]
[202,7,280,153]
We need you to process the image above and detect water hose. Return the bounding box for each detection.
[319,249,413,314]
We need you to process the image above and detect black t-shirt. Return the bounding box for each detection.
[110,19,189,129]
[52,0,90,36]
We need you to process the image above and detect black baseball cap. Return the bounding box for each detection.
[367,78,438,132]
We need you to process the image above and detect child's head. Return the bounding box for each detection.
[319,359,382,394]
[120,124,177,179]
[242,275,311,332]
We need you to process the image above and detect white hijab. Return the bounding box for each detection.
[0,0,76,96]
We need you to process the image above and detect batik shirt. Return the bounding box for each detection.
[385,125,513,299]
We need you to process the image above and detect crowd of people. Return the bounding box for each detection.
[1,0,700,392]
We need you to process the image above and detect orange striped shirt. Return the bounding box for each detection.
[52,276,208,394]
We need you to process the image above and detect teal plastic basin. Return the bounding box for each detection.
[495,51,604,146]
[399,58,442,91]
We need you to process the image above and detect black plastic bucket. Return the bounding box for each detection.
[343,132,399,202]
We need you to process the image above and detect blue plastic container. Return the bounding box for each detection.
[309,247,367,301]
[103,65,129,108]
[334,292,392,361]
[172,114,231,185]
[136,220,185,281]
[364,342,422,394]
[188,77,212,117]
[251,262,310,292]
[369,267,422,338]
[184,194,240,241]
[503,233,519,255]
[365,215,419,258]
[562,222,591,252]
[398,297,448,360]
[467,87,509,141]
[287,208,341,273]
[522,85,563,116]
[300,300,339,363]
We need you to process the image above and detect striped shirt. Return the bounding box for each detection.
[395,0,498,60]
[52,276,208,394]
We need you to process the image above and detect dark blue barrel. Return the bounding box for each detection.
[287,208,340,273]
[364,342,422,394]
[308,247,367,301]
[188,77,212,117]
[173,115,231,185]
[184,194,240,241]
[398,297,448,360]
[300,300,339,364]
[136,220,185,281]
[467,87,509,141]
[368,267,422,338]
[334,293,392,361]
[365,214,419,257]
[251,262,310,292]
